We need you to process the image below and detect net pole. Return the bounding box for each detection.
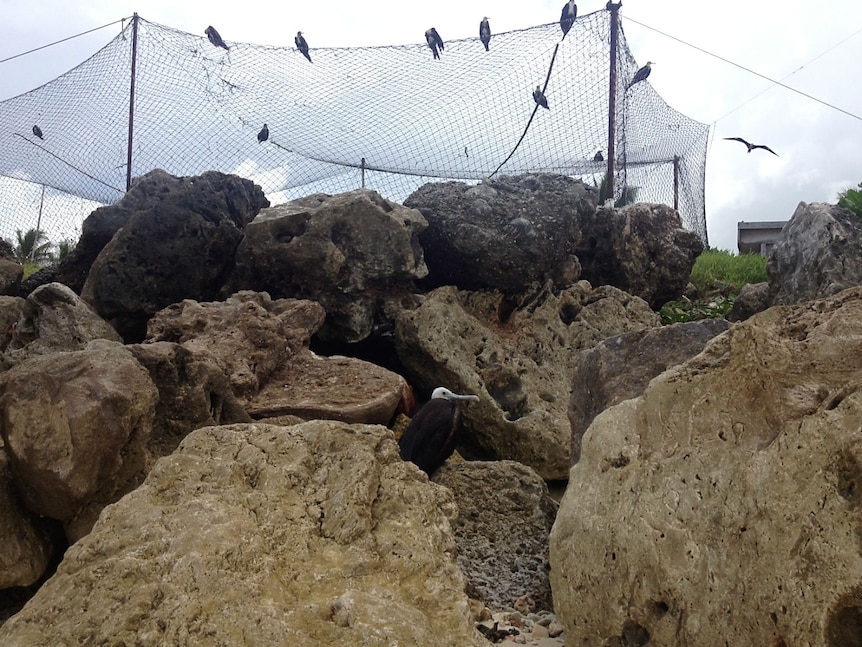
[673,155,680,211]
[606,2,621,202]
[125,13,139,192]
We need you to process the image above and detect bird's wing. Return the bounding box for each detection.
[723,137,749,145]
[756,145,779,156]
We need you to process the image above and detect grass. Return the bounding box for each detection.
[660,249,768,324]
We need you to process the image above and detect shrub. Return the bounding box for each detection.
[838,182,862,217]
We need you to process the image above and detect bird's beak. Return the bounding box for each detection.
[451,394,480,402]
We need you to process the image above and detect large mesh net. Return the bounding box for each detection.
[0,8,709,252]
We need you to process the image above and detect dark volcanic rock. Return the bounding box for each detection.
[404,174,595,293]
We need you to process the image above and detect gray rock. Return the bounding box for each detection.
[728,281,770,321]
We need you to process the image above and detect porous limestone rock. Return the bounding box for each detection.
[396,281,660,480]
[0,421,487,647]
[550,286,862,646]
[0,343,158,541]
[434,461,558,612]
[728,281,770,321]
[768,201,862,305]
[226,189,428,343]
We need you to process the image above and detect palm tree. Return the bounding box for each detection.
[13,228,52,265]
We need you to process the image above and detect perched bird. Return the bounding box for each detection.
[593,150,604,162]
[205,26,229,51]
[295,32,312,63]
[724,137,778,156]
[560,0,577,38]
[32,125,43,140]
[533,85,549,110]
[257,124,269,143]
[479,17,491,51]
[626,61,654,90]
[425,28,444,59]
[398,387,480,476]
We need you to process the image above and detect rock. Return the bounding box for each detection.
[0,343,158,541]
[568,318,730,463]
[0,296,25,368]
[768,201,862,305]
[728,281,770,321]
[81,170,269,341]
[1,283,122,368]
[226,189,428,343]
[0,260,22,297]
[395,282,660,479]
[0,421,487,647]
[576,203,703,308]
[404,174,593,292]
[433,461,558,612]
[550,286,862,646]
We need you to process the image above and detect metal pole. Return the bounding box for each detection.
[361,158,366,189]
[673,155,680,211]
[31,184,45,262]
[126,13,139,192]
[606,2,622,204]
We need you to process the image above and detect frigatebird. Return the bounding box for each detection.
[32,125,43,140]
[257,124,269,143]
[205,26,229,51]
[533,86,549,110]
[723,137,778,156]
[626,61,653,90]
[594,150,604,162]
[479,17,491,51]
[295,32,312,63]
[398,387,480,476]
[560,0,577,38]
[425,28,444,59]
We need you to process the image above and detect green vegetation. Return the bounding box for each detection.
[595,173,640,207]
[838,182,862,217]
[13,228,52,265]
[659,249,768,324]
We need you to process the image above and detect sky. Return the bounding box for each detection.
[1,0,861,253]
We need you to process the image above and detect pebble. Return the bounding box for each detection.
[476,608,565,646]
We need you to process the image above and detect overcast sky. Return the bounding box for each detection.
[1,0,861,252]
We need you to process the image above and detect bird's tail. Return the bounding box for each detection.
[483,42,489,52]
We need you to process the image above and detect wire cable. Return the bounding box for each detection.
[0,18,131,65]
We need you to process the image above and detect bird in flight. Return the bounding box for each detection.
[205,26,229,51]
[425,28,444,59]
[560,1,577,38]
[626,61,654,90]
[723,137,778,156]
[479,17,491,51]
[295,32,312,63]
[257,124,269,143]
[32,125,43,139]
[533,86,549,110]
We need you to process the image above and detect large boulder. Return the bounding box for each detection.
[568,318,730,463]
[0,343,158,541]
[433,461,558,612]
[0,422,487,647]
[404,174,594,292]
[768,201,862,305]
[550,286,862,646]
[576,203,703,308]
[0,239,22,296]
[226,190,428,343]
[395,282,660,480]
[80,170,269,342]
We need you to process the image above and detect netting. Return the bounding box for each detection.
[0,8,709,253]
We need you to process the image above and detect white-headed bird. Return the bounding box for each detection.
[479,17,491,51]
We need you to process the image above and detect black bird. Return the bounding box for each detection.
[479,17,491,51]
[398,387,480,476]
[258,124,269,143]
[626,61,654,90]
[32,125,43,140]
[425,28,444,59]
[594,150,604,162]
[533,85,549,110]
[295,32,312,63]
[724,137,778,156]
[560,0,577,38]
[205,26,229,51]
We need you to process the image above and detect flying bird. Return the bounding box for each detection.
[533,86,549,110]
[593,150,604,162]
[295,32,312,63]
[205,26,229,51]
[479,17,491,51]
[425,28,444,59]
[724,137,778,156]
[257,124,269,143]
[32,125,43,139]
[398,387,480,476]
[560,1,577,38]
[626,61,654,90]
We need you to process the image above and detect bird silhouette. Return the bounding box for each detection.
[626,61,654,90]
[295,32,312,63]
[560,1,577,38]
[32,125,43,140]
[723,137,778,156]
[425,28,444,59]
[533,86,549,110]
[594,150,604,162]
[205,26,229,51]
[479,17,491,51]
[257,124,269,143]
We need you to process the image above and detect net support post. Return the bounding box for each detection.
[606,1,622,203]
[126,13,139,192]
